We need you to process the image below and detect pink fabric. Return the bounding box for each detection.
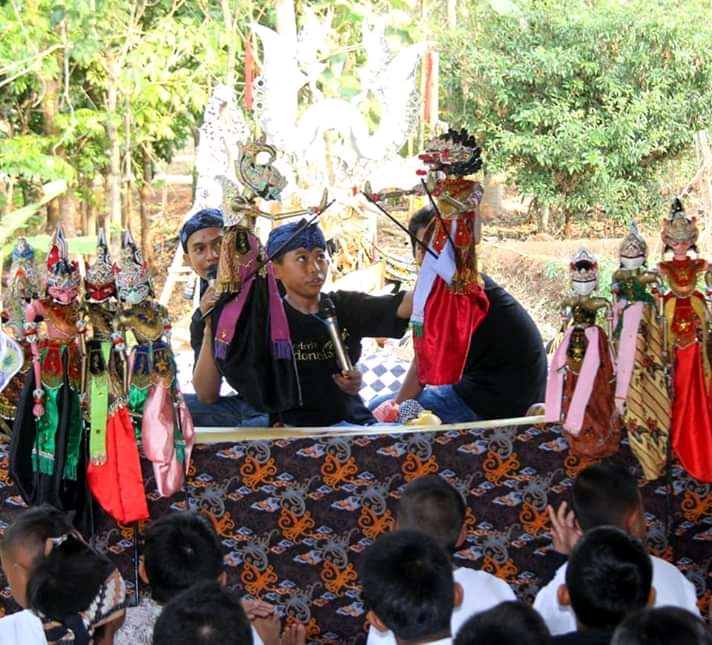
[141,383,194,497]
[545,326,602,435]
[614,301,643,403]
[267,263,291,359]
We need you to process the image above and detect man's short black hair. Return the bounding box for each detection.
[360,529,454,641]
[143,512,223,604]
[454,600,551,645]
[612,607,712,645]
[397,474,466,553]
[152,580,252,645]
[408,206,435,255]
[572,463,642,531]
[566,526,652,629]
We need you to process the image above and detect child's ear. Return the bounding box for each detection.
[366,610,389,634]
[647,586,656,607]
[138,559,149,585]
[453,582,464,609]
[557,584,571,607]
[455,524,467,549]
[217,571,228,587]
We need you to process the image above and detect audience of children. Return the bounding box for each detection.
[361,529,460,645]
[367,474,515,645]
[551,526,654,644]
[115,511,289,645]
[453,600,551,645]
[611,607,712,645]
[534,463,700,634]
[0,504,126,645]
[0,468,707,644]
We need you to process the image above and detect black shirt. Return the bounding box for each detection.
[452,274,547,418]
[273,290,409,427]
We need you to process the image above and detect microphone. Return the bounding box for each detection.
[319,296,353,373]
[207,265,217,289]
[200,266,219,320]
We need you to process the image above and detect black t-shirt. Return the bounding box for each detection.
[452,274,547,418]
[273,290,409,427]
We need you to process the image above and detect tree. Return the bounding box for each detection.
[438,0,712,234]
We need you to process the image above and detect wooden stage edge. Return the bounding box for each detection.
[193,414,546,443]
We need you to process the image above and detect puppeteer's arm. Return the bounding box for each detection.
[192,318,222,404]
[396,290,413,319]
[395,356,424,404]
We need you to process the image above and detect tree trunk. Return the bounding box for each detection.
[106,57,122,251]
[140,148,153,264]
[537,204,550,234]
[563,210,573,238]
[221,0,237,87]
[274,0,297,45]
[447,0,457,29]
[43,76,62,232]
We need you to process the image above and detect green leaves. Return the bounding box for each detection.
[439,0,712,231]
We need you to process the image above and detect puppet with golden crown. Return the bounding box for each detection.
[0,238,41,422]
[10,226,91,528]
[657,197,712,482]
[545,248,621,458]
[115,230,193,497]
[82,229,148,523]
[408,129,490,385]
[611,224,671,480]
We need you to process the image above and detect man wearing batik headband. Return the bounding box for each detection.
[179,209,267,427]
[194,218,413,427]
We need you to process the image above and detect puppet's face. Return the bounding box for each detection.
[118,284,150,306]
[86,282,117,302]
[48,284,79,304]
[620,255,645,271]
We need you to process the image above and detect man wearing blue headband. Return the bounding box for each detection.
[261,218,413,426]
[179,208,266,427]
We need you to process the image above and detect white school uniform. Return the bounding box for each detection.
[0,609,47,645]
[366,566,517,645]
[533,555,701,635]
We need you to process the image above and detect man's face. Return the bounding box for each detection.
[184,227,223,280]
[273,247,329,300]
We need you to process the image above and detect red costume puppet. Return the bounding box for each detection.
[657,197,712,482]
[410,130,489,385]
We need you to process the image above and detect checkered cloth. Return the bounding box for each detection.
[357,353,409,405]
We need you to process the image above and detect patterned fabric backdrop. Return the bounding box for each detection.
[1,423,710,644]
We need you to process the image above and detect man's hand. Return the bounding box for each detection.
[333,368,363,396]
[199,286,219,317]
[241,598,276,620]
[547,501,582,555]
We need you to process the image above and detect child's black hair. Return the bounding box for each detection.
[152,580,253,645]
[572,463,642,532]
[397,474,466,554]
[611,607,712,645]
[408,207,435,255]
[27,532,112,619]
[454,600,551,645]
[566,526,652,630]
[360,529,454,641]
[0,504,73,559]
[143,511,223,604]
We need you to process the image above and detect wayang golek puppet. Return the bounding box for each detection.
[82,229,148,523]
[115,230,194,497]
[611,224,671,481]
[10,226,92,530]
[545,248,621,459]
[365,128,489,386]
[656,198,712,483]
[210,140,332,415]
[0,238,41,424]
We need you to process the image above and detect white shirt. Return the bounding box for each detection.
[0,609,47,645]
[533,555,701,635]
[366,566,516,645]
